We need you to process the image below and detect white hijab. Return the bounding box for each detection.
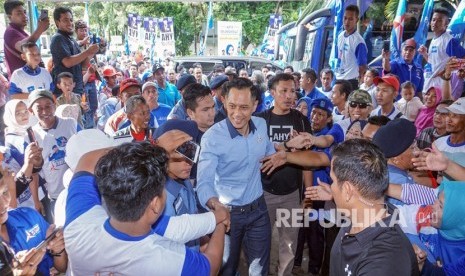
[3,99,30,136]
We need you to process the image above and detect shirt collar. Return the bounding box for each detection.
[57,30,72,37]
[8,22,25,32]
[344,203,399,246]
[22,65,41,75]
[226,117,257,139]
[40,116,59,131]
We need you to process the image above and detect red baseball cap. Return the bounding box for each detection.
[373,75,400,91]
[119,78,141,94]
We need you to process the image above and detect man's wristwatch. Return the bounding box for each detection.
[283,141,292,152]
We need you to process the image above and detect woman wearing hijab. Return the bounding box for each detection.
[295,97,313,122]
[395,181,465,275]
[414,87,444,136]
[3,99,44,210]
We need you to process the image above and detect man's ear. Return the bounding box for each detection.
[20,53,27,62]
[186,108,194,119]
[342,181,355,201]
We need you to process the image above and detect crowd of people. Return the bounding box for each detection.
[0,1,463,275]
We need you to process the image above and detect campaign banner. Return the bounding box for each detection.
[127,13,139,41]
[143,17,152,44]
[265,14,282,56]
[156,17,175,58]
[217,21,242,56]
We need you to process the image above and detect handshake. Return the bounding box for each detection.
[208,198,231,232]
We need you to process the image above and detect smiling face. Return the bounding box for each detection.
[56,12,74,34]
[225,88,257,136]
[128,103,150,131]
[30,98,56,129]
[423,88,438,108]
[15,101,29,126]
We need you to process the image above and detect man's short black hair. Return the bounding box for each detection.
[95,142,168,222]
[20,41,39,53]
[126,95,147,115]
[320,68,334,79]
[56,72,73,84]
[367,115,390,126]
[137,61,145,68]
[4,0,23,15]
[331,139,388,200]
[291,72,301,80]
[334,79,352,100]
[183,83,212,111]
[345,5,360,18]
[302,68,318,83]
[53,7,72,22]
[112,85,120,97]
[433,8,450,19]
[268,73,295,91]
[224,77,259,102]
[284,65,294,72]
[192,62,202,69]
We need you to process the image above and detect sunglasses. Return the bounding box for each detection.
[349,102,369,109]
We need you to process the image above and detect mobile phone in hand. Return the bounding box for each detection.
[383,40,390,52]
[35,227,62,251]
[26,127,36,143]
[175,141,200,164]
[39,9,48,21]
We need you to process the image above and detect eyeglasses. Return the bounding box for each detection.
[349,102,369,109]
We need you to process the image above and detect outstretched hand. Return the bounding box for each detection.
[260,151,287,175]
[304,178,333,201]
[412,144,448,171]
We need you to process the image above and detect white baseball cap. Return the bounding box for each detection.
[65,129,126,172]
[439,97,465,115]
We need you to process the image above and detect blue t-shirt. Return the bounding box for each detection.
[6,208,53,276]
[152,104,172,126]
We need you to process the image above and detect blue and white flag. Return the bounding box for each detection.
[413,0,434,65]
[329,0,342,71]
[448,0,465,41]
[390,0,407,60]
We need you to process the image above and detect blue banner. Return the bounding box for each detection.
[448,0,465,41]
[413,0,434,65]
[390,0,407,60]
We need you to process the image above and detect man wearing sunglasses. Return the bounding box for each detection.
[370,75,405,120]
[306,89,373,149]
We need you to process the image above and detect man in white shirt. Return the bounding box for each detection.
[335,5,368,90]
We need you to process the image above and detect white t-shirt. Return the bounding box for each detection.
[9,66,53,95]
[434,135,465,181]
[395,97,424,122]
[65,172,215,275]
[370,105,404,120]
[33,117,77,199]
[335,31,367,80]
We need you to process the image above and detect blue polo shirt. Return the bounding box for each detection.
[156,81,181,108]
[197,116,275,207]
[385,58,424,98]
[163,178,199,250]
[303,87,326,100]
[167,100,188,120]
[6,208,53,275]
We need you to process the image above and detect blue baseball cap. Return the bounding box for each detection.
[310,98,333,115]
[209,75,228,90]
